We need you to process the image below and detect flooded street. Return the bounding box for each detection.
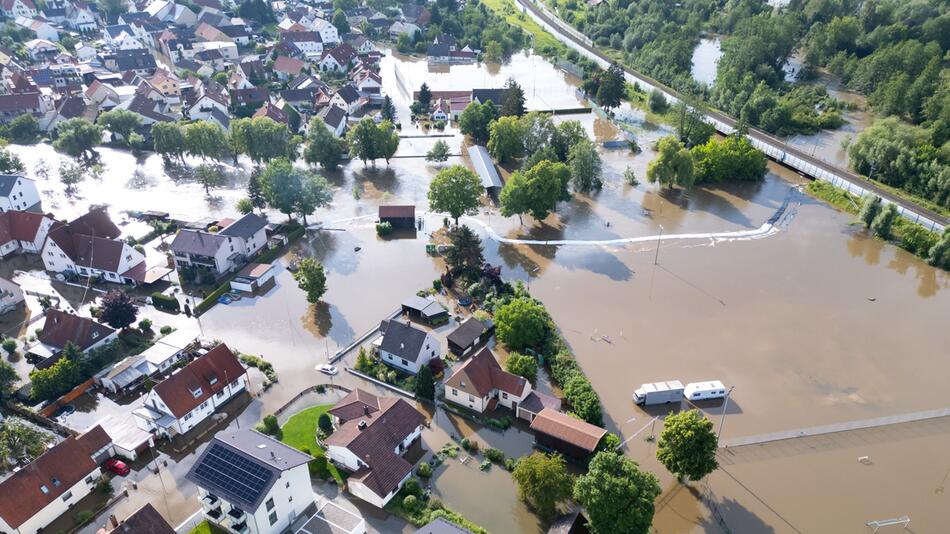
[5,49,948,534]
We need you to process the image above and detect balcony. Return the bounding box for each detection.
[229,521,249,534]
[205,506,223,521]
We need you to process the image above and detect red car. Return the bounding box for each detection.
[104,458,130,476]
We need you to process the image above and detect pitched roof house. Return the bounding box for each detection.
[186,429,313,534]
[133,344,248,438]
[104,503,176,534]
[319,43,357,72]
[529,408,607,459]
[318,104,347,137]
[325,390,426,508]
[0,425,112,534]
[0,174,41,213]
[170,213,268,277]
[41,208,148,285]
[0,210,54,258]
[28,309,118,368]
[446,316,494,356]
[444,348,532,414]
[375,319,441,375]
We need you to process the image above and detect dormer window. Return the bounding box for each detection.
[191,387,202,398]
[52,478,61,487]
[92,332,99,339]
[40,485,49,494]
[208,376,218,385]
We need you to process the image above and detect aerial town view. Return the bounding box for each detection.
[0,0,948,532]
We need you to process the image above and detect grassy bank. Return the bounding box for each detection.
[481,0,567,57]
[280,405,344,484]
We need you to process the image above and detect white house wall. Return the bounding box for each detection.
[14,468,100,534]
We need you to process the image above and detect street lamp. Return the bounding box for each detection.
[717,386,735,441]
[653,224,663,265]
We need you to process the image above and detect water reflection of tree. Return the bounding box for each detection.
[641,187,689,232]
[310,300,333,337]
[698,495,777,534]
[846,232,882,266]
[352,167,399,198]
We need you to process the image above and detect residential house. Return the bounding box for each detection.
[319,43,357,72]
[529,408,607,459]
[64,1,99,32]
[186,429,313,534]
[133,344,248,437]
[105,48,157,75]
[115,93,176,125]
[348,35,375,55]
[187,84,230,127]
[43,95,98,132]
[388,21,420,40]
[1,0,37,19]
[0,210,53,257]
[330,83,364,114]
[24,38,58,61]
[378,205,415,229]
[0,426,112,534]
[230,86,269,112]
[318,104,346,137]
[195,21,228,42]
[310,16,338,44]
[41,208,149,285]
[148,69,182,103]
[27,309,118,368]
[400,3,430,26]
[14,16,59,41]
[252,101,289,125]
[0,174,41,212]
[443,348,532,414]
[325,390,426,508]
[74,42,96,61]
[273,55,305,81]
[281,30,323,56]
[375,319,440,375]
[471,88,506,107]
[218,24,250,44]
[229,262,275,293]
[414,518,475,534]
[170,213,268,277]
[400,295,447,325]
[105,503,176,534]
[0,92,49,123]
[0,276,23,315]
[351,70,381,98]
[446,316,494,357]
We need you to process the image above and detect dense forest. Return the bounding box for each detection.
[550,0,950,209]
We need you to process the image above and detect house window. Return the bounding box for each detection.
[216,390,225,398]
[183,412,192,421]
[468,395,474,402]
[502,392,508,399]
[268,511,278,525]
[191,387,202,398]
[451,388,458,396]
[61,491,73,502]
[85,476,94,484]
[266,497,274,511]
[401,359,407,366]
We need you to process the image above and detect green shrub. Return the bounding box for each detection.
[403,494,419,511]
[159,325,173,335]
[318,413,333,433]
[899,224,939,255]
[504,457,517,471]
[417,462,433,478]
[138,318,152,331]
[151,292,180,312]
[648,89,668,113]
[376,221,393,236]
[484,448,505,463]
[432,278,442,291]
[2,339,16,354]
[403,477,423,497]
[460,437,478,452]
[74,510,94,526]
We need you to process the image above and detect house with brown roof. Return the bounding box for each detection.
[319,43,357,73]
[0,209,53,257]
[529,408,607,459]
[443,348,533,415]
[133,344,248,438]
[41,208,148,285]
[325,389,426,508]
[274,55,306,81]
[0,425,113,534]
[27,308,118,369]
[101,503,176,534]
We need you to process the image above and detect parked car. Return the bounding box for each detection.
[54,404,76,420]
[317,364,339,376]
[104,458,130,476]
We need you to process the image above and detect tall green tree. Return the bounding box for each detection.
[520,112,555,157]
[505,353,537,384]
[296,172,333,225]
[550,120,586,162]
[377,120,400,165]
[656,409,719,481]
[501,78,526,117]
[425,139,451,163]
[647,136,695,190]
[99,289,138,329]
[499,160,571,222]
[230,117,296,164]
[246,171,267,212]
[596,62,625,110]
[415,363,435,399]
[417,83,432,112]
[151,122,186,162]
[58,161,86,194]
[293,258,327,302]
[494,297,551,352]
[512,452,573,520]
[427,165,483,224]
[858,194,882,228]
[184,121,228,161]
[381,95,397,122]
[568,138,603,192]
[574,452,661,534]
[870,203,898,239]
[332,8,350,34]
[487,116,525,163]
[458,100,497,143]
[444,224,484,279]
[97,0,129,19]
[97,109,141,146]
[0,141,24,174]
[4,114,40,144]
[195,164,224,195]
[260,157,304,221]
[690,135,766,183]
[54,118,102,162]
[347,117,382,165]
[304,119,346,170]
[0,360,18,400]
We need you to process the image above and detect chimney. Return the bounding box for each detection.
[270,451,277,460]
[358,420,367,430]
[109,515,118,528]
[363,405,370,415]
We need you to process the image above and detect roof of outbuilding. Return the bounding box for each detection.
[169,229,227,256]
[446,316,491,349]
[108,503,176,534]
[378,319,433,362]
[529,408,607,453]
[378,205,414,219]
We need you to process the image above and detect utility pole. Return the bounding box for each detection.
[653,224,664,265]
[717,386,735,441]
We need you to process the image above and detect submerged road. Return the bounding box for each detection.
[513,0,948,232]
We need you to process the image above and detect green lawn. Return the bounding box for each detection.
[189,520,227,534]
[481,0,567,57]
[280,405,344,484]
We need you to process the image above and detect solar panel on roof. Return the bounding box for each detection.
[192,443,274,508]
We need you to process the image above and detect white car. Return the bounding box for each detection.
[317,364,338,376]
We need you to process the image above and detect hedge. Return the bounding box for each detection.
[196,283,230,314]
[151,292,180,312]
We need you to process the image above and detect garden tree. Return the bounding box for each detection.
[3,114,40,144]
[58,161,86,194]
[29,343,83,401]
[512,452,573,520]
[53,118,101,162]
[236,198,254,214]
[318,412,333,434]
[574,451,661,534]
[647,136,695,190]
[597,432,622,453]
[230,117,297,164]
[195,164,224,195]
[487,116,525,163]
[293,258,327,303]
[417,83,432,113]
[674,101,715,148]
[97,0,128,19]
[151,122,186,162]
[563,374,602,425]
[0,360,18,400]
[444,224,484,279]
[415,363,435,399]
[499,160,571,222]
[483,40,503,61]
[296,172,333,225]
[237,0,275,24]
[656,409,719,481]
[427,165,483,225]
[304,119,346,170]
[648,89,668,113]
[504,353,537,384]
[347,118,382,165]
[0,141,24,174]
[458,100,497,143]
[501,78,526,117]
[690,135,767,183]
[596,62,625,110]
[213,71,229,86]
[246,171,267,212]
[96,109,141,146]
[99,289,138,329]
[550,120,586,162]
[377,120,400,164]
[858,195,882,228]
[332,9,350,34]
[494,297,552,352]
[870,203,898,239]
[425,139,451,163]
[381,95,397,122]
[184,121,228,161]
[260,158,304,221]
[928,229,950,269]
[568,138,603,192]
[0,420,53,464]
[519,112,555,157]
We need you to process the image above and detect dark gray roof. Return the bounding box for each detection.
[402,295,446,319]
[105,24,134,39]
[186,429,312,512]
[467,145,503,189]
[471,88,505,106]
[0,174,26,197]
[219,213,266,239]
[378,319,432,362]
[336,84,360,104]
[447,316,491,349]
[169,229,226,256]
[209,106,230,128]
[414,518,474,534]
[321,105,346,129]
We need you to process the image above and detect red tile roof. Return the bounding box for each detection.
[378,205,414,219]
[529,408,606,453]
[0,210,49,244]
[152,344,246,418]
[38,308,115,352]
[444,348,528,398]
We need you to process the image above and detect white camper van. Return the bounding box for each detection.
[684,381,727,401]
